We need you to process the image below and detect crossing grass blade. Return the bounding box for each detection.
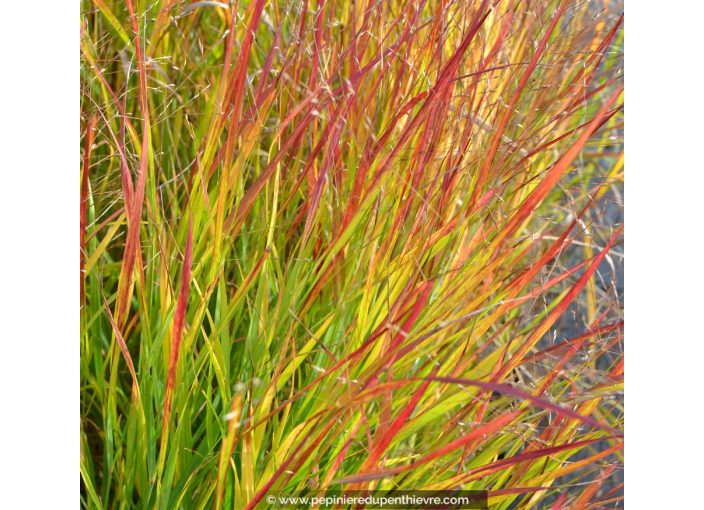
[80,0,625,507]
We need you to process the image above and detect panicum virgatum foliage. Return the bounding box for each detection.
[80,0,624,508]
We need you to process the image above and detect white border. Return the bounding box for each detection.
[628,0,704,507]
[0,0,76,506]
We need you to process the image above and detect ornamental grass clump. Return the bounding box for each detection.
[80,0,624,508]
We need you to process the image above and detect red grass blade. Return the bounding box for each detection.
[162,213,193,437]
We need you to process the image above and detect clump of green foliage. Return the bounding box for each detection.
[80,0,624,508]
